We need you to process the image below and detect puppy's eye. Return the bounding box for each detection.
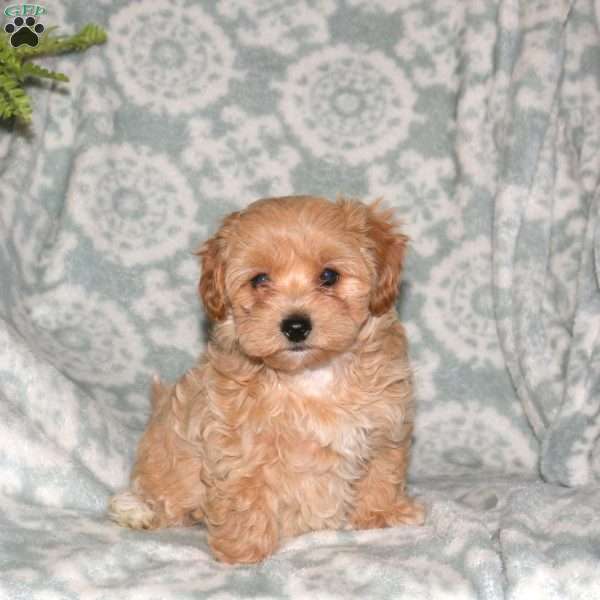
[319,268,339,287]
[250,273,270,288]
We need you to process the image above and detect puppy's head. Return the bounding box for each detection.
[198,196,407,372]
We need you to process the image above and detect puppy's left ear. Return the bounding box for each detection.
[366,201,409,316]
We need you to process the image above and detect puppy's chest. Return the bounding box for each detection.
[289,363,336,399]
[279,366,371,461]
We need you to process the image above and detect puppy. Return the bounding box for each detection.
[109,196,424,564]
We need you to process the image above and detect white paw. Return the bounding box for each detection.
[109,491,156,530]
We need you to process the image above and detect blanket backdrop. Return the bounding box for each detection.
[1,0,600,598]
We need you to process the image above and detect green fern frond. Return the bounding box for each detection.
[0,23,106,125]
[0,96,12,119]
[20,62,69,83]
[0,35,21,75]
[15,23,107,59]
[0,72,32,122]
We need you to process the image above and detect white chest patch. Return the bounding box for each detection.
[291,363,335,397]
[290,365,368,456]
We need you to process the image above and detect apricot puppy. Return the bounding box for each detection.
[109,196,424,564]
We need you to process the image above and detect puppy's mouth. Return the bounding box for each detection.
[261,344,329,371]
[289,344,309,353]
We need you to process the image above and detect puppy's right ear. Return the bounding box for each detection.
[196,213,240,321]
[197,236,226,321]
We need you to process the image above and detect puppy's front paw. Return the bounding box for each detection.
[109,491,157,530]
[209,535,277,565]
[351,497,425,530]
[207,507,279,564]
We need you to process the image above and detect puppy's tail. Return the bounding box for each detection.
[150,374,173,413]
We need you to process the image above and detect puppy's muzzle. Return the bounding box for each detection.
[280,314,312,343]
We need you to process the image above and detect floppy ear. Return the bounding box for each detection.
[196,212,241,321]
[366,201,409,316]
[197,234,227,321]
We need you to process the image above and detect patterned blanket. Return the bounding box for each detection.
[1,0,600,597]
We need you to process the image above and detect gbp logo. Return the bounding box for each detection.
[3,4,46,48]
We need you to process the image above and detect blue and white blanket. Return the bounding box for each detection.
[2,0,600,597]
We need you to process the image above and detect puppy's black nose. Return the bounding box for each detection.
[280,314,312,343]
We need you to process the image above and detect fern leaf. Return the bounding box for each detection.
[0,72,32,123]
[0,88,15,119]
[0,22,106,124]
[21,62,69,83]
[71,23,108,49]
[16,23,107,58]
[0,36,22,76]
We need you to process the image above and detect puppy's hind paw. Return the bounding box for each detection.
[109,491,156,530]
[385,497,426,527]
[350,497,426,530]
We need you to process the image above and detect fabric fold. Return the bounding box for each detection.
[493,0,600,486]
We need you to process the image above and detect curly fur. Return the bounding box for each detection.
[109,196,424,564]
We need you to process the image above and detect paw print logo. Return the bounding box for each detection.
[4,16,45,48]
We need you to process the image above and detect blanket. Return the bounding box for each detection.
[1,0,600,598]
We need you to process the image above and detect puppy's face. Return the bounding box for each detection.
[199,197,407,372]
